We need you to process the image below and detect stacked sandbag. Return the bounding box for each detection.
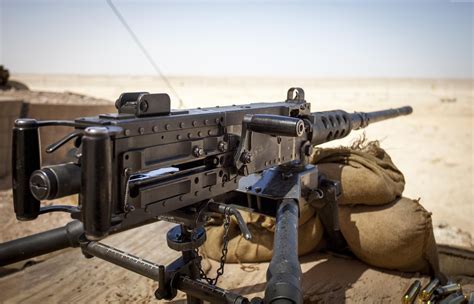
[203,140,441,277]
[202,202,323,263]
[310,140,405,205]
[311,140,440,276]
[338,197,440,275]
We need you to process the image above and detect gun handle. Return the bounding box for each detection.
[81,127,113,240]
[0,221,83,266]
[12,119,41,221]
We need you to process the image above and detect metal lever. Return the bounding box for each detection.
[207,202,252,241]
[45,130,83,153]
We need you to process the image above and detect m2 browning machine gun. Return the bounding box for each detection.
[0,88,412,304]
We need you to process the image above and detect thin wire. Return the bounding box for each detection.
[106,0,184,108]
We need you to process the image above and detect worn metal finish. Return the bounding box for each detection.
[30,163,81,200]
[2,88,413,303]
[177,276,249,304]
[82,240,165,281]
[0,221,83,266]
[265,199,302,304]
[81,127,114,240]
[12,119,41,220]
[166,225,206,251]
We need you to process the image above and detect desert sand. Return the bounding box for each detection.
[0,74,472,303]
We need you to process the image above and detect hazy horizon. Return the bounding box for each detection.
[10,72,474,80]
[1,0,473,79]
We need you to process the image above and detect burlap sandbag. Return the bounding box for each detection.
[338,197,440,276]
[311,140,405,205]
[203,141,439,276]
[202,202,323,263]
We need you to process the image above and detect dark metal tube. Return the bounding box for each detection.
[29,163,81,201]
[0,221,83,266]
[310,106,413,145]
[82,242,249,304]
[82,241,163,281]
[265,199,302,304]
[177,276,249,304]
[81,127,113,240]
[350,106,413,130]
[12,119,41,221]
[245,114,305,137]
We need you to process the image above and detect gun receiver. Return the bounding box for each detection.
[2,87,412,304]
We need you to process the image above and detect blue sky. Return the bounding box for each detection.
[0,0,472,78]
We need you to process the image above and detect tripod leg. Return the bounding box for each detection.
[265,199,303,304]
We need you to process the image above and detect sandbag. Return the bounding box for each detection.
[338,197,440,276]
[311,140,405,205]
[202,202,323,263]
[203,141,439,277]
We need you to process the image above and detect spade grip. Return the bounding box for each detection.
[12,119,41,221]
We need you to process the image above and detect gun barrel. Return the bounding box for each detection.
[309,105,412,145]
[265,199,303,304]
[350,106,413,130]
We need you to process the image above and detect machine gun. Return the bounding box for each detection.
[0,88,412,303]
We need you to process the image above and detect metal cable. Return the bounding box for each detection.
[106,0,184,108]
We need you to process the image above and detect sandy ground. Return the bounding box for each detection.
[9,74,474,242]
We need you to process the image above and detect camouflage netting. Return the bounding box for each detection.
[202,140,441,277]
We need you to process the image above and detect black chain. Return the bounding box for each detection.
[196,209,231,285]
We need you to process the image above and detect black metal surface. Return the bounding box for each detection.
[308,110,352,145]
[82,241,164,281]
[12,119,41,221]
[116,92,171,117]
[265,199,302,304]
[0,221,83,266]
[177,276,249,304]
[81,127,113,240]
[238,164,318,202]
[167,225,207,252]
[38,205,80,214]
[244,114,305,137]
[45,130,83,153]
[316,178,347,251]
[349,106,413,130]
[30,163,81,200]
